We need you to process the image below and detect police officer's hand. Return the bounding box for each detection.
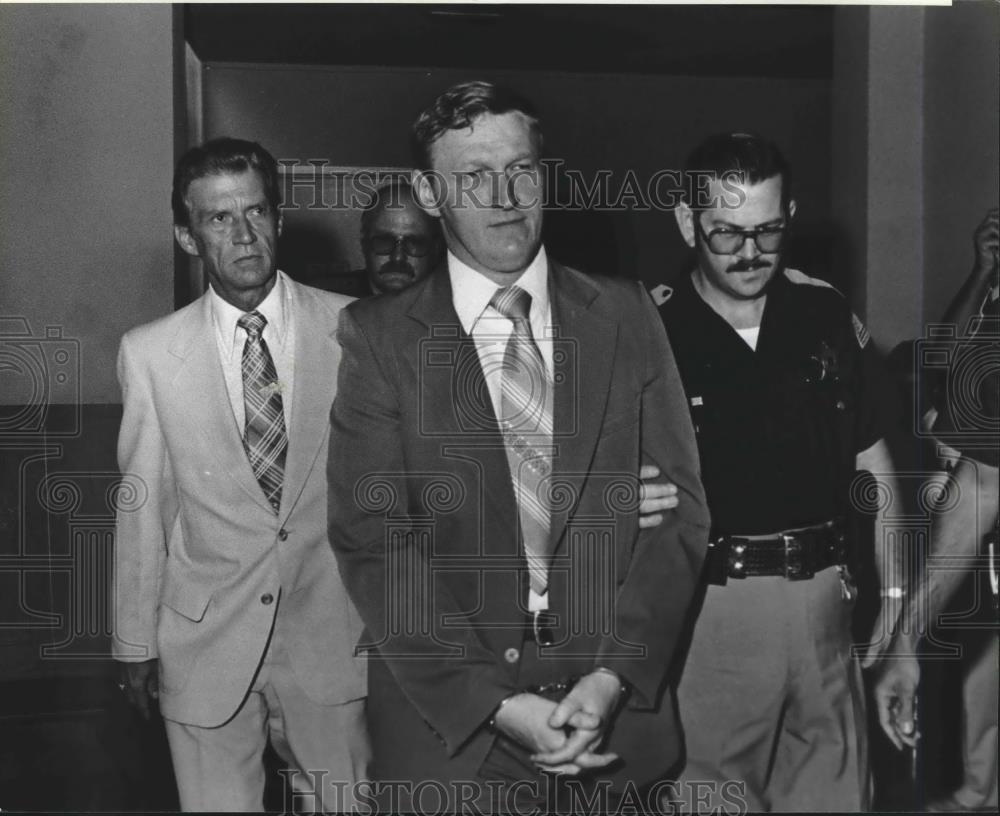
[638,465,679,529]
[971,207,999,285]
[872,635,921,751]
[120,658,160,720]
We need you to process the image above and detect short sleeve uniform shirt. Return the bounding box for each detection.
[659,269,884,535]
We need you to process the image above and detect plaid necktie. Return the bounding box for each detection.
[489,285,553,594]
[237,311,287,514]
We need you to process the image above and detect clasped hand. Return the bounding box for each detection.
[492,670,624,775]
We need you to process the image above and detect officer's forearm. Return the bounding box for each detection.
[908,458,993,633]
[856,438,906,595]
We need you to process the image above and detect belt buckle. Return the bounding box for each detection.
[783,533,814,580]
[532,610,556,646]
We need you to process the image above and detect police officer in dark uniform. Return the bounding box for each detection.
[659,133,902,812]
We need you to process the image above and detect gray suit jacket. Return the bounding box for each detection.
[329,261,710,791]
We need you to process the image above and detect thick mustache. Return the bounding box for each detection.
[377,261,415,278]
[727,259,771,274]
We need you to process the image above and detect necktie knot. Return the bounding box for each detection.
[490,286,532,324]
[238,310,267,340]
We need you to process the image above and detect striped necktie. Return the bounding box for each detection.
[489,285,553,595]
[237,311,287,514]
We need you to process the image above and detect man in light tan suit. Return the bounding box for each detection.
[112,138,368,812]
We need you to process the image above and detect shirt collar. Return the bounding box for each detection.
[209,269,290,360]
[448,246,549,334]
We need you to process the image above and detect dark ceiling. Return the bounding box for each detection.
[185,4,834,79]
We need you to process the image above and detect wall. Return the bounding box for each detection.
[0,5,177,405]
[831,3,1000,349]
[830,7,869,315]
[0,8,182,807]
[866,6,927,348]
[200,63,832,293]
[923,2,1000,330]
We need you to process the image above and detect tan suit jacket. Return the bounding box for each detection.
[113,277,366,727]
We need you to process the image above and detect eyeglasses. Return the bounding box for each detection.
[365,234,433,258]
[695,217,787,255]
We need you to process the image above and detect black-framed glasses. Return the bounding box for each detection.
[695,216,788,255]
[366,234,433,258]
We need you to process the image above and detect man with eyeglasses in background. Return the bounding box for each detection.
[357,177,443,296]
[658,132,902,812]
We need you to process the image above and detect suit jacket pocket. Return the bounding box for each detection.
[160,579,212,622]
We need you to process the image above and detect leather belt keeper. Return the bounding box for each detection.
[524,610,558,646]
[703,519,847,586]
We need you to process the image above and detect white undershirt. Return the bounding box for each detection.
[735,325,761,351]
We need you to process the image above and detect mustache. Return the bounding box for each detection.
[726,258,772,274]
[376,261,416,278]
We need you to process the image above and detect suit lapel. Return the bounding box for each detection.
[280,280,339,522]
[410,263,621,553]
[408,268,516,538]
[167,295,275,515]
[548,262,619,552]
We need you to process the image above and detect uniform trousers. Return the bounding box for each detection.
[164,626,370,812]
[676,567,868,812]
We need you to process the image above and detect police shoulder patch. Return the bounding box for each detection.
[783,267,843,296]
[649,284,673,306]
[851,312,871,349]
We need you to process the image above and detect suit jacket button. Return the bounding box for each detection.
[261,593,274,605]
[278,529,288,541]
[503,647,519,664]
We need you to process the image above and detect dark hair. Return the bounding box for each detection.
[410,81,542,170]
[360,177,425,239]
[172,137,281,226]
[683,132,792,210]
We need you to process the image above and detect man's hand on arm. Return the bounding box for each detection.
[638,464,678,529]
[120,658,159,720]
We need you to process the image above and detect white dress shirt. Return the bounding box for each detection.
[449,248,554,610]
[209,270,296,432]
[448,247,554,421]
